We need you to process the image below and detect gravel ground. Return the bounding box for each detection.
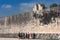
[0,38,41,40]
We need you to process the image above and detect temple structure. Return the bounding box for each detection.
[0,3,60,34]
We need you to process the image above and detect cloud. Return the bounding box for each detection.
[19,3,36,13]
[1,5,12,9]
[20,3,35,6]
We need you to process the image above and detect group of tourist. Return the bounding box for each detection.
[18,33,59,39]
[18,33,37,39]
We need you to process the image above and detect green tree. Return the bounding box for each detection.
[50,3,58,8]
[58,4,60,7]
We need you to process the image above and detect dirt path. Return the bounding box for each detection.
[0,38,41,40]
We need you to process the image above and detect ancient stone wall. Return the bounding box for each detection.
[0,12,34,33]
[0,7,60,33]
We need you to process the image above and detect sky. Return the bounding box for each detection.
[0,0,60,17]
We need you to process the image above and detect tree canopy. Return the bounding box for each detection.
[58,4,60,7]
[50,3,58,8]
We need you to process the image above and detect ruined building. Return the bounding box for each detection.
[0,3,60,34]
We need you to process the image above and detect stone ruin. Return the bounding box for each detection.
[0,3,60,39]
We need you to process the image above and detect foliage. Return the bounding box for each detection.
[58,4,60,7]
[50,3,58,8]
